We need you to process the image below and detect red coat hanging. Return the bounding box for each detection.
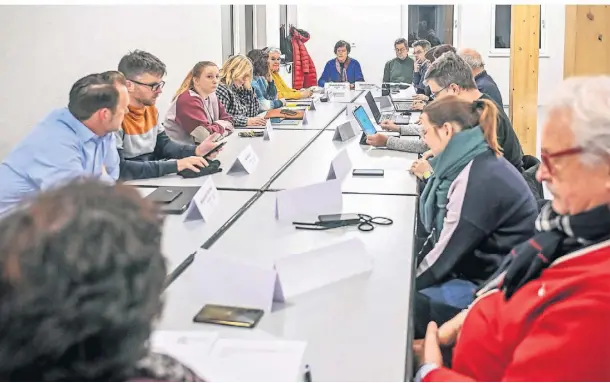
[290,26,317,89]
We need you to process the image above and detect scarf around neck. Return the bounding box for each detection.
[335,57,351,82]
[478,202,610,299]
[419,126,490,237]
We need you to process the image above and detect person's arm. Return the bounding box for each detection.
[29,139,92,190]
[415,173,488,290]
[423,293,610,382]
[244,88,261,118]
[400,124,421,136]
[155,130,196,160]
[217,86,247,127]
[274,73,301,99]
[252,79,275,111]
[102,134,120,182]
[115,130,178,180]
[383,61,391,83]
[386,136,428,154]
[217,101,234,129]
[318,61,331,87]
[353,60,364,82]
[175,92,225,139]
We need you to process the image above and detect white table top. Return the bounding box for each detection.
[126,129,318,190]
[270,130,419,196]
[158,192,417,382]
[135,187,256,274]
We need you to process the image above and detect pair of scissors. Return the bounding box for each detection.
[293,214,393,232]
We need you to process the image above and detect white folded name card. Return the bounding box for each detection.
[190,238,372,313]
[355,82,378,91]
[264,119,274,141]
[325,82,350,92]
[275,179,343,222]
[227,144,259,174]
[184,177,219,222]
[332,120,357,142]
[327,148,352,181]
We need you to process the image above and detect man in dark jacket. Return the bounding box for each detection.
[458,48,503,107]
[116,50,220,180]
[424,52,523,169]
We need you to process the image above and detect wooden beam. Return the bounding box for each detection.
[509,5,540,156]
[564,5,610,78]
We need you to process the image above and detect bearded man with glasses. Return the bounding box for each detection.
[116,50,220,180]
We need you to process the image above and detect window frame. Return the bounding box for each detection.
[489,4,548,58]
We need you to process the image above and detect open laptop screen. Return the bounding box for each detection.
[364,91,382,123]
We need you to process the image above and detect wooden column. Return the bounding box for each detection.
[509,5,540,156]
[564,5,610,78]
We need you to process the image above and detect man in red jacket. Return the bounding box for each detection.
[414,76,610,381]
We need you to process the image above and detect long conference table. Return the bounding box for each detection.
[127,89,422,381]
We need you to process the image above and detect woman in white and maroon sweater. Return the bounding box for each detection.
[164,61,234,144]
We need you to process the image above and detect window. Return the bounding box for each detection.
[407,5,456,47]
[491,5,547,55]
[221,5,234,59]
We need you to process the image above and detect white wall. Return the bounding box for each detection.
[0,5,223,160]
[457,4,565,106]
[291,4,565,106]
[295,5,402,86]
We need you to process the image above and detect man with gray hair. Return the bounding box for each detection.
[458,48,503,106]
[422,52,524,170]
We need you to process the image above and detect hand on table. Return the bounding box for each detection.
[247,117,267,126]
[412,100,426,111]
[380,120,400,132]
[300,89,313,98]
[413,94,430,101]
[195,134,221,158]
[410,158,432,180]
[177,156,208,172]
[366,133,389,147]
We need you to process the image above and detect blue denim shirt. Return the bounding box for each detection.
[0,108,119,216]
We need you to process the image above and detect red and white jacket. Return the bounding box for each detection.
[424,239,610,382]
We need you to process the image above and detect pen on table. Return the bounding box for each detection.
[304,364,312,382]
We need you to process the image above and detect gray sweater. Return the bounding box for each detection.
[385,124,428,154]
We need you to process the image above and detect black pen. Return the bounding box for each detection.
[304,364,312,382]
[164,252,196,289]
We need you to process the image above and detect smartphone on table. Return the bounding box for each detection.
[147,188,183,204]
[193,304,264,328]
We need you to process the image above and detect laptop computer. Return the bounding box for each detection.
[390,93,416,113]
[364,91,410,125]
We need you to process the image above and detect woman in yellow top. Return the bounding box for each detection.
[265,47,313,100]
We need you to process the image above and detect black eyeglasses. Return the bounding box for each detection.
[430,85,449,100]
[128,78,165,92]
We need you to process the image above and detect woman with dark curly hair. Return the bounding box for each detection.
[0,179,202,381]
[247,49,286,111]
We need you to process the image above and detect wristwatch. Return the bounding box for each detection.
[423,169,434,180]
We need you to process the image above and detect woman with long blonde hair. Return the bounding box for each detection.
[215,55,265,127]
[163,61,234,144]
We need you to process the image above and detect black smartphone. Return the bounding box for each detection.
[203,141,226,157]
[193,304,264,328]
[147,188,183,204]
[318,213,361,224]
[352,169,384,177]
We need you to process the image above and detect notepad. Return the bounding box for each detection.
[150,331,307,382]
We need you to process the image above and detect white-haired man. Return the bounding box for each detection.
[458,48,503,107]
[414,76,610,382]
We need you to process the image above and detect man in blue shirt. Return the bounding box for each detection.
[0,71,129,216]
